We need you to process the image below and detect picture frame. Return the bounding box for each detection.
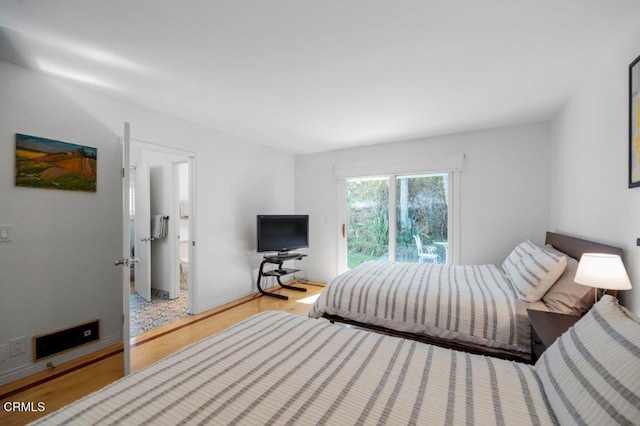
[629,54,640,188]
[15,133,97,192]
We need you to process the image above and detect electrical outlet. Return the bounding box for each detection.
[0,344,8,362]
[9,336,27,357]
[0,225,11,242]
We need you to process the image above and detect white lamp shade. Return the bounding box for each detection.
[575,253,632,290]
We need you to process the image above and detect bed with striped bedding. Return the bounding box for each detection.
[308,233,625,361]
[32,311,557,425]
[33,296,640,425]
[309,261,539,360]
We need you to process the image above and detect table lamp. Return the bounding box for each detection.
[574,253,632,304]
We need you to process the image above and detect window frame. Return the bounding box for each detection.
[335,155,462,274]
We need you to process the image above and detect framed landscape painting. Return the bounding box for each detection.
[630,54,640,188]
[15,134,97,192]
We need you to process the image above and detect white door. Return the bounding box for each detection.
[134,163,152,302]
[338,176,391,274]
[120,122,132,375]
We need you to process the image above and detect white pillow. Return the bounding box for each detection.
[536,295,640,425]
[543,245,594,315]
[503,244,567,302]
[501,239,540,272]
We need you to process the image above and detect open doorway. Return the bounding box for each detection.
[128,142,195,338]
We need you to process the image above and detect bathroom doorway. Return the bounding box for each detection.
[128,141,196,338]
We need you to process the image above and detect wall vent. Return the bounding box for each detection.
[33,319,100,361]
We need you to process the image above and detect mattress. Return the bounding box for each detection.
[309,261,539,353]
[31,311,556,425]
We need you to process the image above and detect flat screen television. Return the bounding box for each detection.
[257,215,309,254]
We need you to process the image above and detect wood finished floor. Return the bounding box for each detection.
[0,282,325,426]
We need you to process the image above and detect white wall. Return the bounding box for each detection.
[0,59,294,384]
[0,61,122,384]
[295,122,552,283]
[550,22,640,314]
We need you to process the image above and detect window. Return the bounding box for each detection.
[342,172,453,270]
[395,173,448,264]
[346,177,389,269]
[335,155,462,273]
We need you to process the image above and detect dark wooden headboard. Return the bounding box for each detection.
[545,231,623,260]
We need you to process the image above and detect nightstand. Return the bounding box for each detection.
[528,309,581,363]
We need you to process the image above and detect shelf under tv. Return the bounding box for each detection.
[256,253,307,300]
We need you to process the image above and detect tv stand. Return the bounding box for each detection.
[257,253,307,300]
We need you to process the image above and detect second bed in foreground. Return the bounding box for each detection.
[32,295,639,425]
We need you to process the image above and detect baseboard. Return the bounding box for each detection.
[0,333,121,388]
[196,290,254,314]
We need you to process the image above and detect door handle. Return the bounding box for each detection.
[114,258,130,267]
[115,257,138,266]
[342,223,346,239]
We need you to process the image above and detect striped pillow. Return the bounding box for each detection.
[501,239,540,271]
[536,295,640,425]
[503,245,567,302]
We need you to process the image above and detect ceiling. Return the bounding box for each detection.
[0,1,639,155]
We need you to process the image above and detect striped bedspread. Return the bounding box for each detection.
[309,261,529,353]
[33,311,556,425]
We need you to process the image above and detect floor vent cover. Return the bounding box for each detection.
[33,319,100,361]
